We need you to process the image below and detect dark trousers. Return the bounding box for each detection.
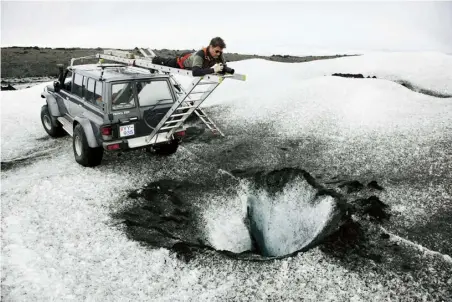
[152,56,179,68]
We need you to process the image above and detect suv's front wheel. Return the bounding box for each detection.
[73,124,104,167]
[41,105,66,137]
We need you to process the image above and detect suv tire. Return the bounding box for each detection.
[73,124,104,167]
[154,140,179,156]
[41,105,66,137]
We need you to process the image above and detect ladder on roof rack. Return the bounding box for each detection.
[95,48,246,140]
[138,48,157,58]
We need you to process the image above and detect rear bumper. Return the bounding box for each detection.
[102,132,174,150]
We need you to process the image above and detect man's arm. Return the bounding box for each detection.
[191,54,214,76]
[192,66,214,76]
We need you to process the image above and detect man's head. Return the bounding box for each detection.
[208,37,226,58]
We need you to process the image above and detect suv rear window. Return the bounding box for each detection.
[136,80,173,107]
[112,82,135,110]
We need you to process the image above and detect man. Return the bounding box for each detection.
[151,37,233,76]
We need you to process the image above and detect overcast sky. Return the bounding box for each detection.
[2,1,452,56]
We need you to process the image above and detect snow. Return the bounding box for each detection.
[2,52,452,300]
[217,51,452,95]
[201,182,253,253]
[203,52,452,136]
[2,150,400,301]
[1,83,56,161]
[210,76,450,138]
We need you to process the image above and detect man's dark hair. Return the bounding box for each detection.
[209,37,226,48]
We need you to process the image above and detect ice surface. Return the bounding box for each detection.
[246,177,335,256]
[1,82,55,161]
[2,52,451,301]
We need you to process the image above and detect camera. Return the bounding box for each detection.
[219,64,235,75]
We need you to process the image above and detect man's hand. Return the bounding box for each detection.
[212,63,224,73]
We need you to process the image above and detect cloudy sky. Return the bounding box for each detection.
[2,1,452,56]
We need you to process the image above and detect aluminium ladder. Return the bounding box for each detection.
[169,74,225,136]
[96,48,246,142]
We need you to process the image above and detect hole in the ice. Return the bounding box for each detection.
[115,169,393,261]
[205,168,347,258]
[114,169,349,261]
[245,186,340,257]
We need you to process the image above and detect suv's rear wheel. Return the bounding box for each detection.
[153,140,179,156]
[41,105,65,137]
[73,124,104,167]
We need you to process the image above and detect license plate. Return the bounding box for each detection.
[119,124,135,137]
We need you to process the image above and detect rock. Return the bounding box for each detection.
[1,84,16,91]
[339,180,364,193]
[359,196,390,221]
[368,181,384,190]
[171,242,195,263]
[332,73,364,78]
[367,253,383,263]
[380,233,390,239]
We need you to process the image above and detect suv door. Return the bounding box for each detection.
[79,77,105,138]
[135,79,177,133]
[68,73,86,117]
[108,79,177,140]
[54,69,73,116]
[110,78,176,138]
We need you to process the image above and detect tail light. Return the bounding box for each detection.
[107,143,120,150]
[101,125,113,140]
[174,130,186,137]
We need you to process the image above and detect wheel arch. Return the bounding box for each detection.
[73,117,99,148]
[44,94,61,127]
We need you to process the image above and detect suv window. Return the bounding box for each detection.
[82,77,89,99]
[112,82,135,110]
[73,73,83,97]
[136,80,173,106]
[85,78,95,103]
[94,81,103,107]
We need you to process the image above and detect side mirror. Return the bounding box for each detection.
[56,64,65,89]
[53,80,61,92]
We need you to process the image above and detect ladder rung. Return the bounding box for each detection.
[165,119,183,124]
[198,82,217,85]
[176,106,195,110]
[170,113,190,117]
[190,91,212,94]
[160,125,179,130]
